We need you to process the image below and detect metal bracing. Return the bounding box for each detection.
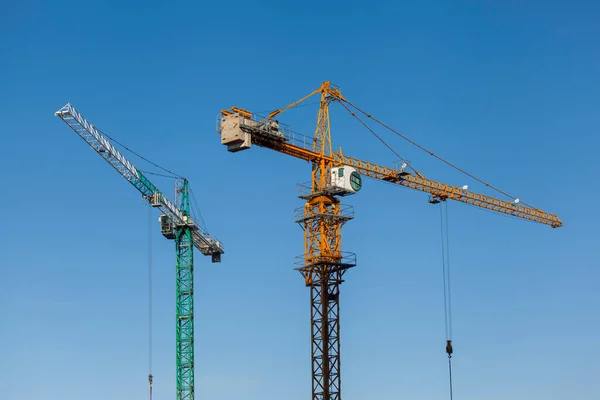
[311,271,342,400]
[295,193,355,400]
[175,180,195,400]
[295,124,356,400]
[293,86,355,400]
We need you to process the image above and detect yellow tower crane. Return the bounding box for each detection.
[218,81,562,400]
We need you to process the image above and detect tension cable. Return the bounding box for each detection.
[340,98,535,208]
[148,205,154,400]
[440,201,454,400]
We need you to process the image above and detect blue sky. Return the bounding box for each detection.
[1,1,599,399]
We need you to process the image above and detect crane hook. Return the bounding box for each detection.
[446,339,453,358]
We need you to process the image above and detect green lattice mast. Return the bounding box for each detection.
[175,179,195,400]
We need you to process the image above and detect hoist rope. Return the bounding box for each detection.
[440,201,453,340]
[339,99,536,209]
[448,356,454,400]
[440,201,454,400]
[147,205,154,400]
[440,204,449,339]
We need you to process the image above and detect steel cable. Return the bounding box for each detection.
[339,98,535,209]
[148,205,154,400]
[440,202,454,400]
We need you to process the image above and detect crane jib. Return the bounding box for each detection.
[219,103,562,228]
[55,103,224,255]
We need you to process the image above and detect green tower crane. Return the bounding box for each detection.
[55,103,224,400]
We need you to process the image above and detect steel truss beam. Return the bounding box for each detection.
[296,194,355,400]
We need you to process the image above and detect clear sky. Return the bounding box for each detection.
[1,1,598,399]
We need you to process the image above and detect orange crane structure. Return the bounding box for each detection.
[218,81,562,400]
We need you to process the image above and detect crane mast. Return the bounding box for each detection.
[218,81,562,400]
[297,84,351,400]
[56,103,224,400]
